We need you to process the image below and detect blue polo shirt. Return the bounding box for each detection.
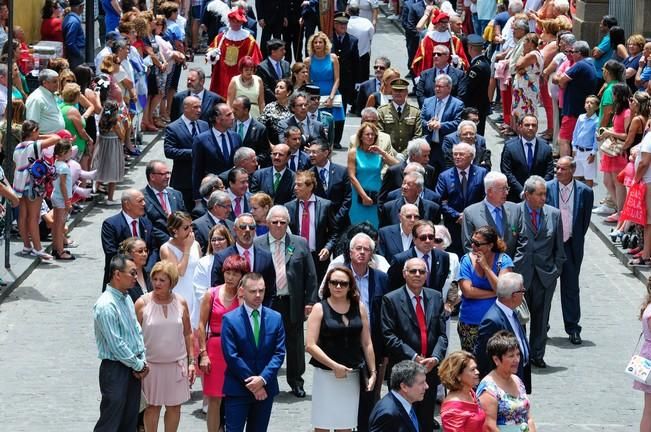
[563,59,598,117]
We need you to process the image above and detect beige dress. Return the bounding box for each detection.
[233,75,261,118]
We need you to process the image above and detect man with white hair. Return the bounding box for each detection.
[380,138,438,204]
[378,203,420,258]
[435,143,487,255]
[25,69,65,133]
[253,205,316,398]
[475,272,531,393]
[415,44,467,108]
[462,171,522,257]
[380,171,441,227]
[442,118,491,170]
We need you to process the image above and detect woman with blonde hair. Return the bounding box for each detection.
[60,83,94,160]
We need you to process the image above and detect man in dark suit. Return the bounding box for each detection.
[250,143,296,205]
[231,96,269,167]
[415,44,467,108]
[286,170,338,281]
[387,220,450,293]
[170,67,224,122]
[369,360,428,432]
[462,172,523,258]
[192,103,242,202]
[378,203,419,258]
[164,95,210,210]
[254,205,317,398]
[308,139,352,227]
[463,35,491,135]
[421,73,465,174]
[545,157,594,345]
[219,147,259,192]
[514,176,566,368]
[500,114,555,202]
[256,0,285,57]
[192,190,234,254]
[256,39,291,104]
[380,138,437,204]
[211,213,277,305]
[278,92,327,146]
[380,172,441,227]
[221,273,286,432]
[331,12,360,116]
[142,160,186,251]
[192,174,224,220]
[475,273,532,393]
[435,143,487,255]
[284,127,312,172]
[382,257,448,432]
[442,116,491,170]
[355,56,391,115]
[226,167,252,220]
[101,189,155,289]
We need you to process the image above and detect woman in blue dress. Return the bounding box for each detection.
[304,31,346,148]
[347,122,399,228]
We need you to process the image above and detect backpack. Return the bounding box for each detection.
[27,142,57,198]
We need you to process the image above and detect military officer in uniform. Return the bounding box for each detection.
[377,78,423,156]
[462,35,491,136]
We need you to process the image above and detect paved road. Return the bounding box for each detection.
[0,16,645,432]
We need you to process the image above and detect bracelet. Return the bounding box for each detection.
[188,358,196,365]
[369,370,377,375]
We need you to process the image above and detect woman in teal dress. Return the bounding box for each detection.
[347,122,399,228]
[304,31,346,147]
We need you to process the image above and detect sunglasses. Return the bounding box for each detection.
[237,223,257,231]
[432,52,447,57]
[434,238,444,244]
[374,65,387,70]
[471,239,491,247]
[328,279,350,288]
[403,214,419,220]
[407,268,427,275]
[417,234,436,241]
[210,236,226,242]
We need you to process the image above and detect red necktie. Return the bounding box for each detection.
[157,192,169,215]
[415,295,427,356]
[301,201,310,243]
[243,249,251,269]
[131,220,138,237]
[234,196,242,217]
[531,209,538,233]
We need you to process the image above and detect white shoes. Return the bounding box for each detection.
[592,204,616,215]
[387,14,400,20]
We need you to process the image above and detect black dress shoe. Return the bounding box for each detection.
[569,332,582,345]
[291,385,306,398]
[530,358,547,368]
[433,418,440,429]
[333,143,343,150]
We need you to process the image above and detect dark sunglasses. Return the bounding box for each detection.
[434,238,444,244]
[471,239,491,247]
[237,223,256,231]
[328,279,350,288]
[373,65,387,70]
[432,52,447,57]
[417,234,436,241]
[407,268,427,275]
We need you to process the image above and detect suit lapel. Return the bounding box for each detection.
[400,287,419,330]
[284,234,292,264]
[391,225,403,253]
[146,187,167,218]
[423,289,435,328]
[210,130,226,160]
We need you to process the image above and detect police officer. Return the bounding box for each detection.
[377,78,423,155]
[463,34,491,135]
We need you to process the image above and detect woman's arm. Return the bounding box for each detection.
[459,278,498,299]
[197,290,212,373]
[78,94,94,119]
[416,6,433,31]
[527,409,537,432]
[113,122,126,142]
[179,297,196,384]
[330,54,341,99]
[515,51,537,72]
[478,392,500,432]
[226,77,237,107]
[159,242,191,277]
[256,76,266,113]
[600,105,614,128]
[634,152,651,183]
[347,147,371,203]
[359,303,377,392]
[617,44,629,61]
[134,297,145,324]
[306,303,344,370]
[68,107,94,143]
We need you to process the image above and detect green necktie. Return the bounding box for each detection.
[251,309,260,346]
[273,172,281,192]
[237,122,244,139]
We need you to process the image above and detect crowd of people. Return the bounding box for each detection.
[3,0,651,431]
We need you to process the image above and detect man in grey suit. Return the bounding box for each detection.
[462,172,522,258]
[545,157,594,345]
[513,176,566,368]
[254,205,317,398]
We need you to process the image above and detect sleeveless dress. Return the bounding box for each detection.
[349,147,382,228]
[92,131,125,183]
[600,108,629,173]
[634,303,651,392]
[165,241,201,328]
[440,390,487,432]
[512,50,544,126]
[233,75,261,118]
[60,103,87,155]
[310,299,364,429]
[309,54,345,122]
[203,285,239,397]
[477,374,531,431]
[141,293,191,406]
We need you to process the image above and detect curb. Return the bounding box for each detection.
[0,130,165,304]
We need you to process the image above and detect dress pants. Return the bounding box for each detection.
[260,25,283,57]
[560,240,582,335]
[271,295,305,388]
[94,359,142,432]
[525,272,557,360]
[224,395,274,432]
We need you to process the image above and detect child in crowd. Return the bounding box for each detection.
[51,139,74,260]
[93,100,125,205]
[572,95,599,188]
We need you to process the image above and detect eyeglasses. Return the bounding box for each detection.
[403,214,419,220]
[120,269,138,277]
[237,223,257,231]
[417,234,436,241]
[514,289,527,294]
[406,268,427,275]
[353,245,372,253]
[432,52,447,57]
[373,65,387,70]
[434,238,444,244]
[471,239,491,247]
[270,220,287,225]
[328,279,350,288]
[210,236,226,242]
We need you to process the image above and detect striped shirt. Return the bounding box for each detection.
[93,286,146,371]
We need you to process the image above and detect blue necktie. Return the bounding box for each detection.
[221,132,230,161]
[191,121,197,137]
[526,142,534,172]
[494,207,504,237]
[290,155,297,172]
[409,407,420,432]
[319,168,327,189]
[275,61,282,79]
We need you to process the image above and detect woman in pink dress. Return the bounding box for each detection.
[439,350,487,432]
[197,254,249,432]
[135,260,196,432]
[636,278,651,431]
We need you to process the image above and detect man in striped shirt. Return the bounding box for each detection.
[93,255,148,432]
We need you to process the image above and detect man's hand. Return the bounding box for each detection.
[245,376,265,393]
[259,19,266,28]
[419,357,439,372]
[456,214,463,224]
[304,305,313,318]
[253,387,268,400]
[318,248,330,261]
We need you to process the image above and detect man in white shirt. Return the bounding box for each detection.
[25,69,65,134]
[346,4,375,85]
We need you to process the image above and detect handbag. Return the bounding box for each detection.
[319,94,343,108]
[599,137,624,157]
[620,182,647,226]
[626,333,651,384]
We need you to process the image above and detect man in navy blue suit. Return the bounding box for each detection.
[421,74,465,173]
[308,139,352,227]
[500,114,555,202]
[164,95,209,210]
[250,144,296,205]
[170,68,224,122]
[475,273,531,393]
[284,127,312,172]
[232,96,269,167]
[545,157,593,345]
[211,213,277,305]
[369,360,428,432]
[435,143,487,255]
[220,272,286,432]
[192,103,242,203]
[378,203,419,258]
[415,44,467,107]
[442,113,491,170]
[278,92,327,146]
[101,189,155,289]
[355,57,391,114]
[380,171,441,227]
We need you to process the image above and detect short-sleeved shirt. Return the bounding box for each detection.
[52,160,72,203]
[563,60,598,117]
[493,11,509,30]
[599,80,618,127]
[165,20,184,44]
[458,253,514,325]
[13,140,42,197]
[636,133,651,184]
[592,34,612,79]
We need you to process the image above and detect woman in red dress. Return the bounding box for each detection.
[41,0,64,42]
[438,350,487,432]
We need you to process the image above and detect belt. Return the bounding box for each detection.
[208,332,221,338]
[575,146,593,152]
